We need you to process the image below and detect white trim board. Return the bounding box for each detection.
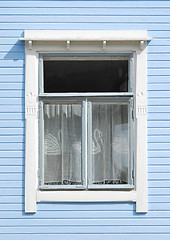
[20,30,152,42]
[37,191,137,202]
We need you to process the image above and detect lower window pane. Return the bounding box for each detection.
[43,103,82,186]
[91,103,129,185]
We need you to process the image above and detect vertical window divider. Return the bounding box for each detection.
[38,54,43,94]
[129,98,134,186]
[129,53,134,93]
[84,99,88,189]
[39,100,44,188]
[87,100,92,188]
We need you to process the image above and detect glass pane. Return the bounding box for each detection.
[91,103,129,185]
[44,60,128,93]
[43,103,82,186]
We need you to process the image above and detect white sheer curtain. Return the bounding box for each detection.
[44,104,82,186]
[91,103,129,185]
[43,102,129,187]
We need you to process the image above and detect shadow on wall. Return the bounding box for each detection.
[2,31,26,210]
[3,32,25,116]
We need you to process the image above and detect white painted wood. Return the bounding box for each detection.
[24,30,149,213]
[32,41,141,53]
[66,40,70,50]
[25,43,39,213]
[135,43,148,212]
[37,190,137,202]
[20,30,152,41]
[28,40,32,50]
[39,93,134,97]
[140,40,145,50]
[103,40,107,50]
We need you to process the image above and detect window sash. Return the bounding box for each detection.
[39,98,134,190]
[38,54,134,190]
[87,98,134,189]
[38,53,134,95]
[39,100,86,190]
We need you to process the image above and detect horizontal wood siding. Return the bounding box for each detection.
[0,1,170,239]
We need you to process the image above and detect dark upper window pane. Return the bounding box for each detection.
[44,60,128,93]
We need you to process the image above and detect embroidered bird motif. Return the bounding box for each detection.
[45,131,62,155]
[92,129,103,154]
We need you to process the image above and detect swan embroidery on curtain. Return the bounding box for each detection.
[44,103,82,186]
[92,129,103,154]
[44,104,129,186]
[44,131,62,156]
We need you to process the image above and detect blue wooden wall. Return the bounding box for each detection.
[0,1,170,239]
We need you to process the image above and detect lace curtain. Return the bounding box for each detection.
[44,103,129,186]
[44,104,82,185]
[91,104,128,185]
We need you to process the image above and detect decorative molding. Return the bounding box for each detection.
[136,91,147,104]
[136,105,147,115]
[140,40,145,50]
[66,40,70,50]
[26,92,36,104]
[136,91,147,115]
[25,92,37,116]
[103,40,107,50]
[28,40,32,50]
[26,105,37,115]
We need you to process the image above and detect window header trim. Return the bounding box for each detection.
[20,30,152,42]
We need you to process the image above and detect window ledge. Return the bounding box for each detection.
[37,190,137,203]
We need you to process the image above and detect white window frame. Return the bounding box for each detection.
[22,30,152,213]
[39,54,134,191]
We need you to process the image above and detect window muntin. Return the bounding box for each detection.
[39,54,134,190]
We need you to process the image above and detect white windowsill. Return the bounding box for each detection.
[37,190,137,202]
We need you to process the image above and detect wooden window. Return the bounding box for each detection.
[39,55,134,191]
[23,30,151,213]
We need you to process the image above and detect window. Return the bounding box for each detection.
[23,30,151,213]
[39,55,134,190]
